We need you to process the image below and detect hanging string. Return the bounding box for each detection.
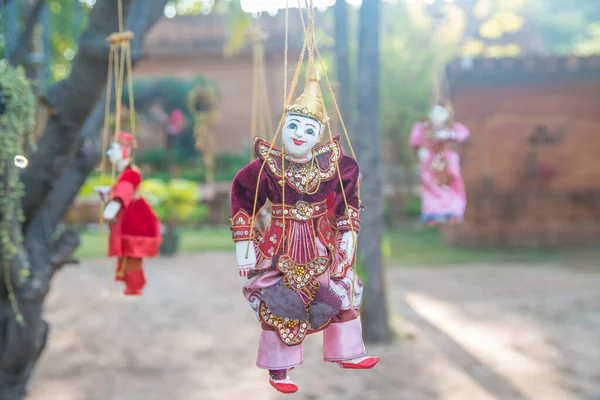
[284,0,289,107]
[245,11,311,258]
[97,0,137,226]
[125,40,137,157]
[249,20,275,162]
[117,0,124,33]
[259,43,274,139]
[297,0,359,307]
[98,45,116,228]
[249,25,259,161]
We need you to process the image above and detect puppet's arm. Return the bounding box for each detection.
[334,157,361,266]
[230,160,268,276]
[435,122,470,142]
[409,123,431,162]
[103,168,141,221]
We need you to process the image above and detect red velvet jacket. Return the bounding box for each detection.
[108,166,162,258]
[230,137,361,274]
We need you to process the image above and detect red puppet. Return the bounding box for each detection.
[96,132,162,295]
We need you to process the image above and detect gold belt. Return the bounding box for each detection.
[271,200,328,221]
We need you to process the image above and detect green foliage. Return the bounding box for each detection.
[139,178,200,223]
[214,151,251,181]
[78,174,115,198]
[47,0,90,82]
[136,148,169,171]
[139,150,250,183]
[223,0,252,57]
[0,62,36,325]
[522,0,600,55]
[401,195,422,218]
[378,2,461,166]
[125,75,219,163]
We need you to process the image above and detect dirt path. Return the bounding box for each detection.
[28,255,600,400]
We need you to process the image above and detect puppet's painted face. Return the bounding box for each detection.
[429,105,449,129]
[282,113,322,158]
[107,142,125,165]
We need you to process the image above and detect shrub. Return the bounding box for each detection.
[138,178,200,223]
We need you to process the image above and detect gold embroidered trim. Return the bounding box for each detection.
[254,137,341,193]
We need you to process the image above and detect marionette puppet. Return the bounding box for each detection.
[95,132,162,295]
[410,104,470,226]
[230,72,379,394]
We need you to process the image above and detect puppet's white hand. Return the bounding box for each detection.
[103,200,121,221]
[435,129,454,140]
[417,148,430,162]
[94,186,111,202]
[235,240,257,277]
[340,231,358,265]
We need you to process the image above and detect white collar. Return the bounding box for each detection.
[116,158,131,172]
[287,152,312,163]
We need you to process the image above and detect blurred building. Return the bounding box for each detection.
[136,12,313,153]
[443,55,600,248]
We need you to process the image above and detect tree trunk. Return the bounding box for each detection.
[0,1,169,398]
[5,0,19,64]
[8,0,46,79]
[41,2,52,90]
[334,0,352,138]
[355,0,393,343]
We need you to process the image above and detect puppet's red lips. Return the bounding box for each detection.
[292,139,305,145]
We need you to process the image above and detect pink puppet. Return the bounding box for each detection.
[410,105,470,226]
[230,72,379,394]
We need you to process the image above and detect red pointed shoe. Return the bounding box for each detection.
[269,377,298,394]
[338,356,380,370]
[123,288,143,296]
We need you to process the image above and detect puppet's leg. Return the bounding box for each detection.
[115,258,126,282]
[323,316,380,369]
[122,257,146,296]
[257,328,302,394]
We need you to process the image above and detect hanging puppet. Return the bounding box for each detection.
[410,104,470,226]
[230,71,379,394]
[96,132,162,295]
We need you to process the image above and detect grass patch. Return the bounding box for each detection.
[385,226,565,266]
[76,225,584,266]
[75,227,233,259]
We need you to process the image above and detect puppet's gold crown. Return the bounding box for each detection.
[285,69,329,124]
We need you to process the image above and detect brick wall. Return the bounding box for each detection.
[442,64,600,248]
[134,51,300,154]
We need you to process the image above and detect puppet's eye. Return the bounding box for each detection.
[305,128,315,136]
[287,123,298,130]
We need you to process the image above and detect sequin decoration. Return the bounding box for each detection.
[254,137,340,193]
[259,302,311,346]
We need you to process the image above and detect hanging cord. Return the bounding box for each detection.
[125,40,136,156]
[250,22,260,160]
[98,45,116,228]
[284,0,289,107]
[258,37,274,140]
[245,11,311,258]
[117,0,124,33]
[97,0,137,229]
[249,20,275,161]
[297,0,358,308]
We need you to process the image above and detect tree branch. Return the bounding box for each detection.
[21,0,136,229]
[8,0,46,68]
[0,1,168,393]
[25,0,170,245]
[49,229,80,271]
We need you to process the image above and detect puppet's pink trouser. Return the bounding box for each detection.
[256,318,366,370]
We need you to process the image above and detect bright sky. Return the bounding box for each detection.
[240,0,406,13]
[163,0,451,18]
